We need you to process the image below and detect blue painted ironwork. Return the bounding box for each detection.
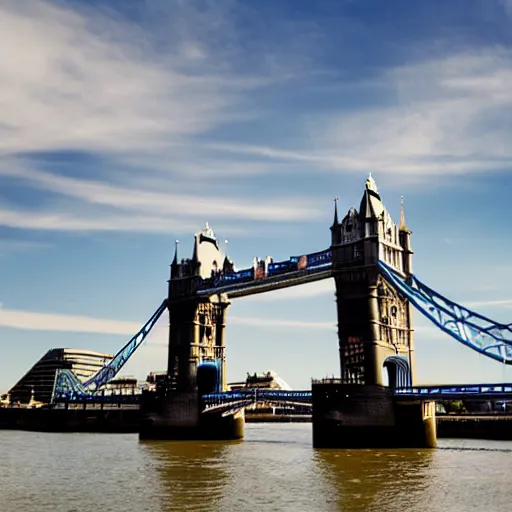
[379,261,512,364]
[394,383,512,400]
[53,369,88,400]
[52,386,142,405]
[205,384,512,410]
[202,399,256,414]
[53,300,167,399]
[83,299,167,390]
[202,389,313,411]
[198,249,332,295]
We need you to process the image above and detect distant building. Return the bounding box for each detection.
[105,376,140,395]
[8,348,113,405]
[228,370,292,391]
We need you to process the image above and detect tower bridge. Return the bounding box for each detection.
[53,174,512,448]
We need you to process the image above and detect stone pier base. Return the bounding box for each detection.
[138,390,245,441]
[312,383,436,449]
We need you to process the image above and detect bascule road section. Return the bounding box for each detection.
[45,173,512,447]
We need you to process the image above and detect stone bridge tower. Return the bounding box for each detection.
[167,224,231,393]
[330,174,415,388]
[313,175,435,449]
[140,224,243,441]
[167,224,230,392]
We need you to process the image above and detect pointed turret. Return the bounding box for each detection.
[398,196,413,275]
[222,239,235,273]
[223,255,234,273]
[399,196,410,233]
[192,234,199,262]
[170,240,180,278]
[331,196,339,229]
[359,173,384,221]
[190,233,200,275]
[330,196,342,246]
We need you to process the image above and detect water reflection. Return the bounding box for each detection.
[314,448,434,512]
[140,440,239,511]
[0,428,511,512]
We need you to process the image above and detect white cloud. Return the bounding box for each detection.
[0,161,321,225]
[1,0,511,242]
[204,50,512,182]
[315,50,512,178]
[0,0,325,234]
[0,206,199,234]
[0,305,334,336]
[0,1,263,155]
[0,306,142,335]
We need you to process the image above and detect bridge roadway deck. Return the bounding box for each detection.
[393,383,512,401]
[197,267,332,299]
[202,383,512,407]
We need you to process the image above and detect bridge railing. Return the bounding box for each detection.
[197,249,333,295]
[394,383,512,397]
[202,389,313,406]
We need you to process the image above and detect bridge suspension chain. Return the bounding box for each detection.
[379,261,512,365]
[53,299,168,399]
[83,299,168,390]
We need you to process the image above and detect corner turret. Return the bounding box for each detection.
[222,240,235,273]
[170,240,180,278]
[398,196,413,275]
[359,173,384,224]
[330,196,341,245]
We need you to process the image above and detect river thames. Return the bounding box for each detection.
[1,424,510,511]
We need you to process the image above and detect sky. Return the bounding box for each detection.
[1,0,512,392]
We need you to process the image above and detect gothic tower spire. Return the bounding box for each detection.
[330,196,341,246]
[172,240,179,265]
[398,196,413,276]
[399,196,410,233]
[170,240,180,278]
[331,196,339,227]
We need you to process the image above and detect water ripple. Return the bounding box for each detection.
[1,425,511,512]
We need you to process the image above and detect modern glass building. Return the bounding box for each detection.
[8,348,113,405]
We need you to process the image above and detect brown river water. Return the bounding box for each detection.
[0,423,510,512]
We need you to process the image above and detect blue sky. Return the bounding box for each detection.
[1,0,512,391]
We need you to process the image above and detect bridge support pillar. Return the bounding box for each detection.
[139,292,244,441]
[139,390,245,441]
[312,382,436,448]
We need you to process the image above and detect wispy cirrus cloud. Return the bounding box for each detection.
[2,0,512,242]
[0,306,142,335]
[317,50,512,179]
[0,161,321,225]
[0,206,201,234]
[0,304,334,335]
[0,0,317,234]
[0,1,268,155]
[203,49,512,183]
